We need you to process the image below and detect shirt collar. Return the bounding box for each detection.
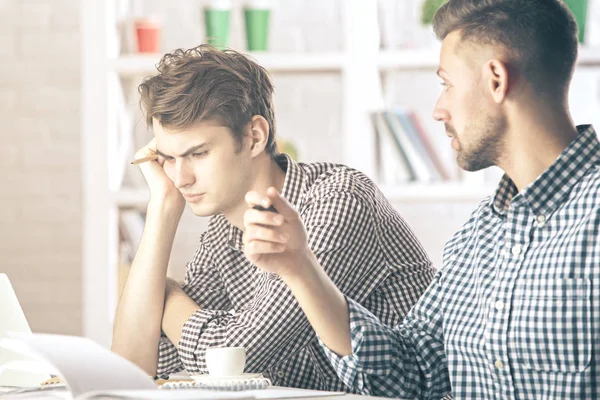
[227,153,306,251]
[492,125,600,217]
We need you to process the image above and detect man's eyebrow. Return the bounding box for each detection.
[155,143,210,158]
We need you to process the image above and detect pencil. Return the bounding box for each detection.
[131,154,158,165]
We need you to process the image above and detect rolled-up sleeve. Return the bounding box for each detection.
[320,272,452,399]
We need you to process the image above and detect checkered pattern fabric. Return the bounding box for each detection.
[156,154,435,392]
[321,125,600,399]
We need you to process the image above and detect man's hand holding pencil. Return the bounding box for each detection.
[131,138,185,215]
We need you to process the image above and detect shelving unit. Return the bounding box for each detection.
[111,46,600,78]
[82,0,600,347]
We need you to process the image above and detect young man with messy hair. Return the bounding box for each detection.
[241,1,600,398]
[111,44,435,391]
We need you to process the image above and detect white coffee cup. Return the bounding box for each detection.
[205,347,246,377]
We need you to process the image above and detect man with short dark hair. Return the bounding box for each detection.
[110,45,435,391]
[241,1,599,398]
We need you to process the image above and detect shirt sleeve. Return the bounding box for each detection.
[319,270,452,399]
[171,189,420,376]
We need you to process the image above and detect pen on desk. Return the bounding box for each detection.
[131,154,158,165]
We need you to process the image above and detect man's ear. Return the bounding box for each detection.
[246,115,270,158]
[485,58,509,104]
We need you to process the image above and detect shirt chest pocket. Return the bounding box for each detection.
[511,278,592,373]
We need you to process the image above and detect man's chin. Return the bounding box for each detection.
[187,203,217,217]
[457,153,493,172]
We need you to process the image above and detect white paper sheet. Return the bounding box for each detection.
[78,388,345,400]
[0,333,156,397]
[80,389,255,400]
[249,388,346,399]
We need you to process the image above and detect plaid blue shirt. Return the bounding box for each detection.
[321,125,600,399]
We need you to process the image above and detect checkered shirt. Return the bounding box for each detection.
[156,154,435,391]
[321,125,600,399]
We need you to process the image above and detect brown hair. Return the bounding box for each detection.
[433,0,578,95]
[139,44,278,156]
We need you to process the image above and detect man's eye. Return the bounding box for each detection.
[192,152,207,158]
[165,157,176,163]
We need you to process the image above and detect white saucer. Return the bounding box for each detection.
[191,373,263,382]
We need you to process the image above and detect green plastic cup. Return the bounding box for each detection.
[244,8,270,51]
[563,0,588,44]
[204,8,231,48]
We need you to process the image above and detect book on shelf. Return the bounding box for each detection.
[372,108,452,185]
[404,108,451,181]
[372,112,415,183]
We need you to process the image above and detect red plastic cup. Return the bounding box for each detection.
[135,18,161,53]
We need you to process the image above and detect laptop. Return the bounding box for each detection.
[0,273,51,387]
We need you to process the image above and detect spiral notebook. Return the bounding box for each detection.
[160,374,271,391]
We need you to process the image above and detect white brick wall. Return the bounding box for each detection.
[0,0,82,335]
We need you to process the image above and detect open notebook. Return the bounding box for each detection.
[0,273,52,387]
[0,333,345,400]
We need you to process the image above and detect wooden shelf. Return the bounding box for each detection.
[378,48,440,70]
[381,182,496,202]
[576,47,600,66]
[378,46,600,71]
[110,47,600,77]
[110,52,346,76]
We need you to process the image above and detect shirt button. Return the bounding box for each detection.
[494,300,505,311]
[511,244,522,256]
[494,359,505,369]
[277,370,285,378]
[536,215,546,227]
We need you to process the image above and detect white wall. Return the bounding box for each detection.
[0,0,82,335]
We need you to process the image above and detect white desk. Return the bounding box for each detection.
[0,385,392,399]
[263,386,390,399]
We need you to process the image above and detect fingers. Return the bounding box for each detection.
[245,191,267,209]
[244,240,286,258]
[243,191,289,261]
[134,138,165,175]
[265,187,298,220]
[244,188,298,221]
[243,224,289,246]
[244,208,284,229]
[134,138,157,161]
